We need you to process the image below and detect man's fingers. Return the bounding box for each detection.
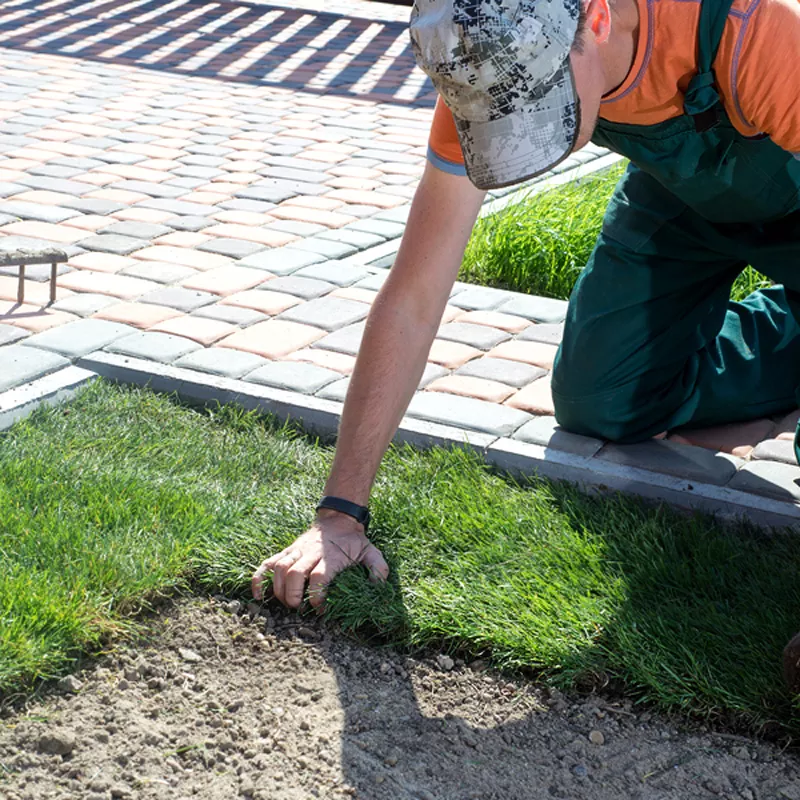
[283,555,320,609]
[361,544,390,583]
[307,558,340,609]
[271,551,301,606]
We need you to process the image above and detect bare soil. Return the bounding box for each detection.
[1,594,799,800]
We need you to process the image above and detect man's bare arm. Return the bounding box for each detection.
[252,162,486,608]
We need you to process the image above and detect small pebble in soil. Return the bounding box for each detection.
[38,731,75,755]
[572,764,588,778]
[589,730,605,746]
[226,600,242,615]
[178,647,202,663]
[437,655,454,672]
[57,675,83,693]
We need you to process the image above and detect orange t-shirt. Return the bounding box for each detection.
[427,0,800,175]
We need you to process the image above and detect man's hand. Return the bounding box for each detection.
[251,511,390,609]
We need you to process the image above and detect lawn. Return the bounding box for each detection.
[460,162,772,303]
[2,381,800,738]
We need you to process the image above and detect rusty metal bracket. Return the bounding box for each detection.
[0,246,68,305]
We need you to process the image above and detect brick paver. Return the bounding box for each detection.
[1,0,796,520]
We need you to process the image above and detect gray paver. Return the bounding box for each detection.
[420,363,449,388]
[291,238,358,258]
[137,199,214,217]
[239,247,325,275]
[518,323,565,345]
[728,460,800,502]
[22,319,133,359]
[174,348,268,380]
[1,201,80,224]
[236,185,296,204]
[14,176,93,196]
[316,377,350,402]
[353,272,389,291]
[497,295,569,324]
[0,344,69,393]
[52,293,119,318]
[278,297,369,331]
[245,362,340,395]
[345,219,406,239]
[294,262,369,287]
[106,332,201,364]
[513,416,605,457]
[100,221,172,240]
[448,286,515,311]
[28,165,83,179]
[62,197,125,216]
[140,287,217,312]
[0,262,71,282]
[455,357,546,388]
[596,440,741,487]
[197,238,265,259]
[78,234,148,256]
[165,177,207,190]
[317,229,385,249]
[437,322,511,350]
[93,151,147,165]
[164,215,213,232]
[110,180,186,199]
[266,276,336,300]
[192,304,266,327]
[218,199,277,214]
[407,392,532,438]
[120,261,197,284]
[268,220,327,237]
[312,322,366,355]
[0,324,28,346]
[0,182,26,198]
[751,438,796,465]
[375,205,411,224]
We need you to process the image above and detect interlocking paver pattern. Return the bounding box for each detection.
[0,0,796,518]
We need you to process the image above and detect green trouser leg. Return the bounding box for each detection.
[551,165,800,443]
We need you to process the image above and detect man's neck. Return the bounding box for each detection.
[603,0,641,96]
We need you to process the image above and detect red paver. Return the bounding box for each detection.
[426,375,515,404]
[87,188,150,205]
[427,339,482,369]
[179,191,231,206]
[211,210,276,227]
[150,316,237,345]
[441,305,463,324]
[155,232,212,248]
[111,208,175,224]
[69,253,138,274]
[323,189,405,208]
[0,221,87,244]
[8,190,76,206]
[133,246,232,272]
[488,340,559,370]
[505,376,555,415]
[325,177,383,191]
[0,277,73,305]
[203,224,297,247]
[62,215,112,232]
[221,290,301,315]
[94,302,183,329]
[181,266,268,296]
[75,172,118,187]
[330,287,377,305]
[286,348,357,374]
[280,196,345,211]
[4,308,79,333]
[217,320,326,359]
[268,206,357,228]
[668,419,777,458]
[100,164,172,183]
[453,310,531,333]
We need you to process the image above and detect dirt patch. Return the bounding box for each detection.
[1,595,799,800]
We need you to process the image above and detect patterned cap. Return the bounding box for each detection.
[410,0,581,190]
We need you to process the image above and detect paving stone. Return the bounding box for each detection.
[0,201,80,224]
[100,221,172,239]
[197,238,266,259]
[345,219,406,239]
[259,165,330,184]
[496,295,569,324]
[120,261,197,285]
[192,304,267,327]
[174,348,268,380]
[513,416,605,457]
[62,197,126,216]
[78,234,148,256]
[316,377,350,402]
[239,247,324,275]
[28,165,83,180]
[244,361,340,395]
[427,374,515,404]
[52,293,119,318]
[218,320,326,359]
[0,323,28,346]
[294,262,369,287]
[317,228,385,249]
[14,176,93,196]
[518,323,565,345]
[266,276,335,300]
[407,392,531,438]
[353,272,389,291]
[0,344,69,393]
[596,440,741,486]
[0,182,26,198]
[164,177,207,190]
[106,332,201,364]
[291,237,358,258]
[218,199,277,214]
[136,198,215,217]
[436,322,511,350]
[21,319,133,359]
[139,287,217,312]
[0,262,71,282]
[727,460,800,502]
[267,220,326,237]
[278,297,369,331]
[163,215,214,232]
[172,165,225,180]
[668,418,777,457]
[374,205,412,224]
[236,185,297,204]
[455,357,546,388]
[311,321,367,356]
[52,157,105,171]
[751,438,796,465]
[110,180,185,199]
[448,286,515,311]
[93,151,148,165]
[420,363,449,387]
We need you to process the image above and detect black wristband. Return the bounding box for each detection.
[316,495,370,533]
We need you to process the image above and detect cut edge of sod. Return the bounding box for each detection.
[2,381,800,742]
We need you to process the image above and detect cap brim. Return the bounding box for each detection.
[453,59,580,191]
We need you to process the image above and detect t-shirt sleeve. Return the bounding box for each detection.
[731,0,800,154]
[427,96,468,176]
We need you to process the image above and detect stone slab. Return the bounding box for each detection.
[455,357,546,388]
[312,322,366,356]
[140,287,217,313]
[513,416,605,458]
[406,392,532,438]
[240,248,325,275]
[21,319,134,359]
[192,305,266,327]
[100,222,172,240]
[0,344,70,393]
[266,276,336,300]
[0,201,80,224]
[198,238,266,259]
[0,323,28,346]
[293,262,369,287]
[52,293,118,318]
[278,297,369,331]
[751,438,796,465]
[78,234,148,256]
[174,348,268,380]
[728,460,800,503]
[448,286,516,312]
[106,332,202,364]
[497,295,569,324]
[437,322,511,350]
[518,323,566,345]
[291,238,358,259]
[245,362,341,395]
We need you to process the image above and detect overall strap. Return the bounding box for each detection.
[683,0,738,131]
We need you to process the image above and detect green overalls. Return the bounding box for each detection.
[550,0,800,461]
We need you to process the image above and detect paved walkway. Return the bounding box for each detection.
[1,0,799,528]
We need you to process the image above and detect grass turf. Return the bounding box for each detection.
[2,381,800,737]
[459,162,773,304]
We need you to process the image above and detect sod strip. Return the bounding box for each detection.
[2,381,800,737]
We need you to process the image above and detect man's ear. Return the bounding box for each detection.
[586,0,612,45]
